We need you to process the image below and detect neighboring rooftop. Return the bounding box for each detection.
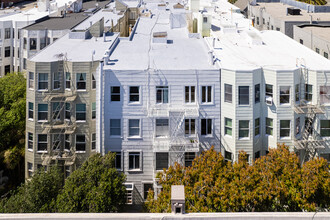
[297,25,330,42]
[23,0,110,30]
[106,2,215,70]
[252,2,330,22]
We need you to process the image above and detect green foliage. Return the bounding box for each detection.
[56,152,127,212]
[145,145,330,213]
[0,166,63,213]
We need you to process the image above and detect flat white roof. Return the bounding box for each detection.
[105,2,215,71]
[30,32,119,62]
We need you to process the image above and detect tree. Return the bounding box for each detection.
[0,72,26,195]
[145,145,330,213]
[56,152,127,212]
[0,166,63,213]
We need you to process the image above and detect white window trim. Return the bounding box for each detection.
[37,134,48,153]
[53,72,60,90]
[127,150,143,172]
[279,120,291,139]
[28,132,33,152]
[238,120,250,140]
[65,72,71,90]
[28,102,34,121]
[110,86,121,102]
[238,85,250,106]
[75,103,86,122]
[76,73,87,92]
[184,85,196,104]
[128,86,141,105]
[156,85,169,104]
[38,73,48,92]
[279,86,291,105]
[75,134,86,153]
[224,117,232,137]
[254,118,260,138]
[184,118,197,137]
[37,104,48,122]
[200,85,214,105]
[142,181,154,200]
[155,118,170,138]
[91,133,96,151]
[201,118,213,137]
[114,150,124,171]
[127,118,142,139]
[110,118,122,138]
[265,118,274,137]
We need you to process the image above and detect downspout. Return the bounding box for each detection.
[97,60,104,154]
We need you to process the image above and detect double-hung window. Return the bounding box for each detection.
[129,86,139,103]
[280,86,290,104]
[156,152,168,170]
[266,84,273,97]
[65,134,70,151]
[239,120,249,138]
[320,120,330,137]
[27,162,33,178]
[5,46,10,57]
[201,119,212,135]
[156,86,168,104]
[76,73,86,90]
[38,73,48,90]
[320,86,330,104]
[185,86,195,103]
[65,103,70,120]
[224,118,232,136]
[185,152,195,167]
[128,119,140,137]
[255,84,260,103]
[29,72,34,89]
[295,84,300,102]
[52,134,62,151]
[28,102,34,120]
[92,74,96,89]
[224,84,232,103]
[156,119,169,137]
[280,120,290,138]
[65,72,71,89]
[76,134,86,152]
[255,118,260,136]
[76,104,86,121]
[91,133,96,150]
[129,152,141,170]
[110,119,121,136]
[185,119,195,136]
[52,102,60,120]
[38,134,47,152]
[201,86,212,104]
[111,86,120,101]
[5,28,10,39]
[305,84,313,102]
[53,72,60,90]
[28,133,33,151]
[266,118,273,135]
[239,86,249,105]
[38,104,48,121]
[92,102,96,119]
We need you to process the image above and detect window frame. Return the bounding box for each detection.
[128,119,141,138]
[265,84,273,97]
[4,28,11,39]
[27,162,33,178]
[255,118,260,137]
[295,84,300,102]
[76,73,87,91]
[28,72,34,89]
[28,132,33,151]
[239,120,250,139]
[201,86,213,104]
[185,152,196,167]
[75,103,86,122]
[156,86,169,104]
[129,86,140,104]
[155,152,169,171]
[224,84,232,103]
[38,73,48,91]
[279,86,290,104]
[266,118,273,136]
[75,134,86,152]
[92,74,96,89]
[37,104,48,122]
[128,151,142,171]
[28,102,34,120]
[91,133,96,150]
[320,120,330,137]
[53,72,60,90]
[65,103,71,121]
[201,118,212,136]
[4,46,10,57]
[280,120,291,138]
[65,72,71,90]
[37,134,48,152]
[65,134,71,151]
[224,117,232,136]
[92,102,96,119]
[238,86,249,105]
[255,84,260,103]
[110,119,122,137]
[155,118,169,138]
[185,86,195,104]
[320,86,330,104]
[305,84,313,102]
[185,118,196,136]
[115,151,122,170]
[111,86,121,102]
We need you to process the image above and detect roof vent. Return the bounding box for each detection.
[153,32,167,43]
[287,7,300,16]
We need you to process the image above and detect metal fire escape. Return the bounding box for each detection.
[41,54,77,167]
[293,65,325,163]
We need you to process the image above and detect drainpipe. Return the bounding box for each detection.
[97,60,104,154]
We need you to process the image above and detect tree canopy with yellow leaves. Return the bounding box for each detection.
[145,145,329,212]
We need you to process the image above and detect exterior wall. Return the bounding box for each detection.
[25,59,98,179]
[101,69,220,204]
[293,26,330,60]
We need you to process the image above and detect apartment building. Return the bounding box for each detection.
[25,0,139,179]
[207,0,330,163]
[0,0,82,76]
[97,0,220,205]
[248,0,330,38]
[293,25,330,60]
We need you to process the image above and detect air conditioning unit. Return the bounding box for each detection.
[265,96,273,106]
